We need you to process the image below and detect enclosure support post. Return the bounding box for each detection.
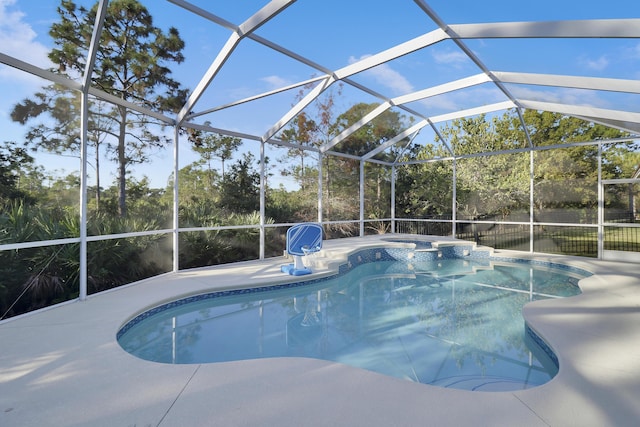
[318,152,323,224]
[452,158,457,238]
[530,149,535,253]
[597,143,604,259]
[391,165,396,233]
[360,161,365,237]
[259,140,266,260]
[78,0,108,300]
[172,125,180,272]
[79,93,89,301]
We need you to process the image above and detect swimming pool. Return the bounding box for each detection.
[117,245,589,392]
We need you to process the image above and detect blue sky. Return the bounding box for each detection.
[1,0,639,189]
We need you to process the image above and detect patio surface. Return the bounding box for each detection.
[1,235,640,426]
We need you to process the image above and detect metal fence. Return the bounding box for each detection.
[604,226,640,252]
[396,219,640,258]
[456,222,531,252]
[395,220,453,236]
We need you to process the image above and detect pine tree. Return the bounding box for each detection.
[11,0,188,217]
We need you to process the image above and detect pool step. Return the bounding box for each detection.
[287,238,495,276]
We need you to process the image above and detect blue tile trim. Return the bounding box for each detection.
[525,323,559,369]
[116,277,330,338]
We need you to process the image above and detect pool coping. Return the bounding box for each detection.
[1,234,640,426]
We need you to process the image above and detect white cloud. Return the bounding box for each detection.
[431,49,468,66]
[0,0,53,82]
[583,55,609,71]
[261,75,291,89]
[348,54,414,95]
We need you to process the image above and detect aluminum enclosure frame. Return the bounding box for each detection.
[0,0,639,303]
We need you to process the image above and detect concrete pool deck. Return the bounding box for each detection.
[1,235,640,426]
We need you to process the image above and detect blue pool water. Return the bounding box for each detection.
[118,252,587,392]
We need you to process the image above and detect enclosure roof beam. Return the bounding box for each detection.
[187,75,327,120]
[493,72,640,94]
[395,136,638,168]
[0,52,82,92]
[517,100,640,134]
[429,119,455,157]
[575,116,640,135]
[448,19,640,39]
[265,30,447,151]
[81,0,107,93]
[261,28,450,144]
[319,68,640,157]
[414,0,526,134]
[323,102,393,153]
[182,121,263,142]
[363,120,430,160]
[176,33,240,125]
[0,51,174,124]
[262,76,336,143]
[333,29,449,80]
[168,0,237,31]
[264,31,448,148]
[428,101,517,124]
[392,74,492,106]
[516,108,534,148]
[237,0,296,37]
[86,87,175,123]
[170,0,325,76]
[175,0,296,125]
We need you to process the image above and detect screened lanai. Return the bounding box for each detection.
[0,0,639,320]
